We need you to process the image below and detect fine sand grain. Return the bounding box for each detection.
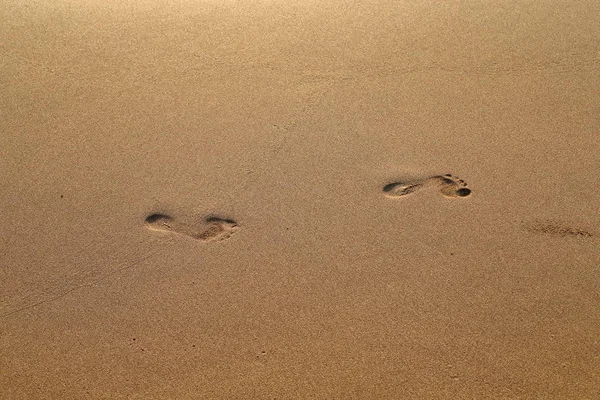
[1,0,599,399]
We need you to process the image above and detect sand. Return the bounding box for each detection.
[1,0,599,398]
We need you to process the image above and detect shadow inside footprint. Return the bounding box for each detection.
[145,213,239,242]
[383,182,423,197]
[145,213,174,227]
[384,174,472,198]
[455,188,472,197]
[195,217,239,242]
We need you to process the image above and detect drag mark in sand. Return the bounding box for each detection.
[523,220,594,238]
[145,213,239,242]
[383,174,472,199]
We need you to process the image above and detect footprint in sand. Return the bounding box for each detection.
[145,213,239,242]
[383,174,472,198]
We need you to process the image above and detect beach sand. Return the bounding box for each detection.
[1,0,599,398]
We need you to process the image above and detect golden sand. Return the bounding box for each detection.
[2,0,599,398]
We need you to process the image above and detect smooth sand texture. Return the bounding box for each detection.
[1,0,600,398]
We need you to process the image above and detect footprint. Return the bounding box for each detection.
[145,213,239,242]
[383,174,472,198]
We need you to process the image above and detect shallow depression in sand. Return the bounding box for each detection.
[145,213,239,242]
[383,174,472,199]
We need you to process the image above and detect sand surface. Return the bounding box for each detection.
[2,0,599,398]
